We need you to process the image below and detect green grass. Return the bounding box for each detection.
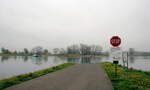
[101,62,150,90]
[0,63,75,90]
[0,54,32,56]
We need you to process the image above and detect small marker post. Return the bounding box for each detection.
[113,60,118,77]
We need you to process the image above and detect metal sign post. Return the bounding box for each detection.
[122,51,129,78]
[110,36,122,78]
[122,52,129,70]
[110,47,122,77]
[113,60,118,77]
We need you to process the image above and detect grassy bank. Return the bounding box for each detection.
[101,62,150,90]
[0,54,107,57]
[0,54,32,56]
[0,63,75,90]
[51,54,108,57]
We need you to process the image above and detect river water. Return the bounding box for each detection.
[0,56,150,80]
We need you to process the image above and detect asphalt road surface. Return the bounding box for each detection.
[4,64,113,90]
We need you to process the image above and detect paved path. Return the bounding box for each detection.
[4,64,113,90]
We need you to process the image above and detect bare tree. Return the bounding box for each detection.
[94,45,103,55]
[80,44,91,55]
[67,44,80,54]
[23,48,29,54]
[43,49,49,55]
[53,48,60,54]
[32,46,43,56]
[59,48,66,55]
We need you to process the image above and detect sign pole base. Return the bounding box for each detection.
[113,61,119,77]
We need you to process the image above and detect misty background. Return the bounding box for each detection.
[0,0,150,52]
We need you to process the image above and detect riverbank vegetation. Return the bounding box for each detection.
[101,62,150,90]
[1,45,150,56]
[0,47,50,56]
[0,44,106,56]
[0,63,75,90]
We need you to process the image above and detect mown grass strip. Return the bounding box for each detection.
[0,63,75,90]
[101,62,150,90]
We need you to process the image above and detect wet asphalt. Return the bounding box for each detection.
[4,64,113,90]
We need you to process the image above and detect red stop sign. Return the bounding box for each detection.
[110,36,121,47]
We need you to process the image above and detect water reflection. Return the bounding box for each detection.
[30,56,50,65]
[81,57,91,64]
[0,56,67,80]
[0,56,107,64]
[22,56,28,62]
[53,56,66,64]
[67,57,80,63]
[67,56,104,64]
[31,57,43,65]
[143,56,150,59]
[1,56,150,80]
[129,56,135,64]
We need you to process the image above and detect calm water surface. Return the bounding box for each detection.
[0,56,150,80]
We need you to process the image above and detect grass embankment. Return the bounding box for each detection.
[101,62,150,90]
[0,54,32,56]
[0,63,75,90]
[51,54,108,57]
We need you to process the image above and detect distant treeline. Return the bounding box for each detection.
[1,46,150,56]
[129,48,150,56]
[0,47,50,56]
[0,43,105,56]
[53,44,103,55]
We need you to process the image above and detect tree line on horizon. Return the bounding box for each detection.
[0,43,103,56]
[1,45,150,56]
[0,47,49,55]
[53,44,103,55]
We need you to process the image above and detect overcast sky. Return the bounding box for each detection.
[0,0,150,51]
